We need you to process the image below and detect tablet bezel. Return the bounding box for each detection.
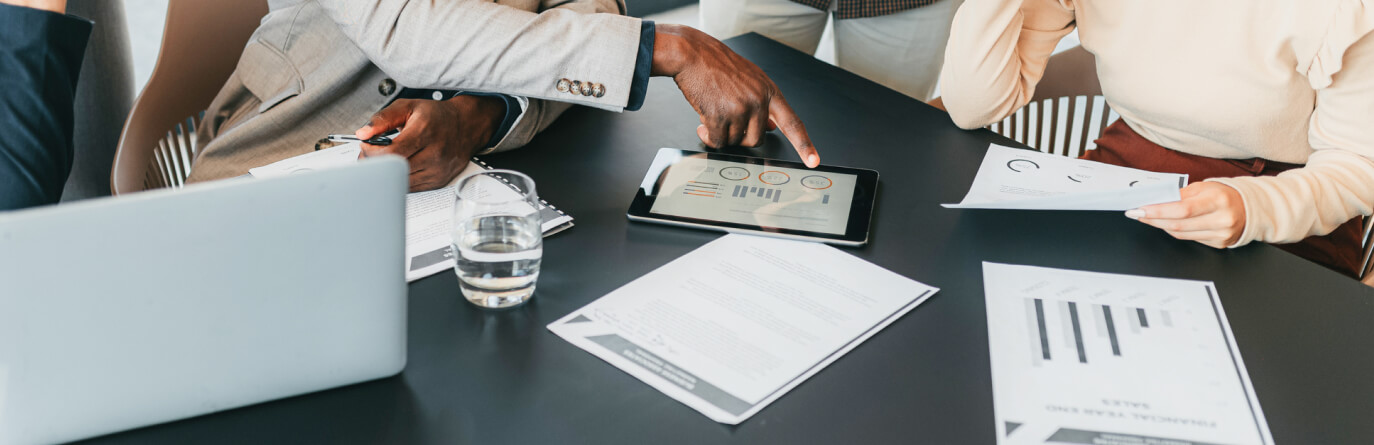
[627,148,878,246]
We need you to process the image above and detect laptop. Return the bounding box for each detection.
[0,157,410,445]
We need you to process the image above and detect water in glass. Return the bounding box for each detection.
[451,170,542,309]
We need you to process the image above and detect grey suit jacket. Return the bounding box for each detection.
[188,0,642,182]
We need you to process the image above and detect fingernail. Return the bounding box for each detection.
[1125,209,1145,219]
[807,154,819,167]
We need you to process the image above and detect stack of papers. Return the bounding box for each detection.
[944,144,1187,211]
[549,234,938,424]
[250,143,573,281]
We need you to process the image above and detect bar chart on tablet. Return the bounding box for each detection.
[650,156,859,235]
[730,185,783,203]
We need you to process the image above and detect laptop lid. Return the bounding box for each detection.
[0,157,409,445]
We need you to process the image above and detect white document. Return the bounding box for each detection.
[983,262,1272,445]
[246,143,366,177]
[944,144,1187,211]
[249,143,572,282]
[548,234,939,424]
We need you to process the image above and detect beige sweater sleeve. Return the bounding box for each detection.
[1209,29,1374,246]
[940,0,1076,130]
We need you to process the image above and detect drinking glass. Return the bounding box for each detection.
[451,170,542,309]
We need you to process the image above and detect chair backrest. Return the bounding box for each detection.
[111,0,268,195]
[1362,222,1374,282]
[987,45,1118,158]
[64,0,136,202]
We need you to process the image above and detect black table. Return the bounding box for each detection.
[88,34,1374,444]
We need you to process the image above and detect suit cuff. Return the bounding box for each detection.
[625,20,655,112]
[457,92,528,155]
[458,92,522,148]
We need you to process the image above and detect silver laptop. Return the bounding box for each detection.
[0,157,410,445]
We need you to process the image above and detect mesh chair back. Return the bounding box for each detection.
[987,46,1116,158]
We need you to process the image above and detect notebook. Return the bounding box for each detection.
[249,143,574,282]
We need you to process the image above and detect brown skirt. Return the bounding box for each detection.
[1082,121,1365,278]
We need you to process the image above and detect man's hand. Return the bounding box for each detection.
[652,24,820,168]
[1126,182,1247,249]
[0,0,66,13]
[355,96,504,192]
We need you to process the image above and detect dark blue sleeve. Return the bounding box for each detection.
[456,92,521,148]
[0,4,92,211]
[624,20,655,112]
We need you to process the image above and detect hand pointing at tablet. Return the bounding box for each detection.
[652,25,821,168]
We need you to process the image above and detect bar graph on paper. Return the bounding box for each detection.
[984,263,1273,445]
[1024,299,1178,366]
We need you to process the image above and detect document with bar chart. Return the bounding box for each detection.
[982,263,1272,445]
[647,155,857,235]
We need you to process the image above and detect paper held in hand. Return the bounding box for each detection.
[944,144,1188,211]
[548,234,938,425]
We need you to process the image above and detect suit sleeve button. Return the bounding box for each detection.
[570,80,583,95]
[591,83,605,98]
[556,78,571,93]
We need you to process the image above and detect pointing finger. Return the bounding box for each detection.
[768,95,819,167]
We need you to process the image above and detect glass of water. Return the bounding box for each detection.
[451,170,543,309]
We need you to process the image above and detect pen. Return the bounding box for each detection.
[315,129,401,151]
[325,133,393,146]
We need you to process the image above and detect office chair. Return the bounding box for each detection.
[929,46,1114,158]
[982,46,1116,159]
[111,0,268,194]
[1362,225,1374,284]
[64,0,136,202]
[932,45,1374,282]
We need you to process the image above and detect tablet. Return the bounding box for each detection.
[628,148,878,246]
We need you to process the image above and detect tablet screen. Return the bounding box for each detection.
[647,155,858,235]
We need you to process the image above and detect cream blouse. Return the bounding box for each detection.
[940,0,1374,246]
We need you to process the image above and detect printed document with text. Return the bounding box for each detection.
[549,234,938,424]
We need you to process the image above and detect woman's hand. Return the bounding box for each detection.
[1126,182,1247,249]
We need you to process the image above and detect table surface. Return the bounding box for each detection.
[87,34,1374,444]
